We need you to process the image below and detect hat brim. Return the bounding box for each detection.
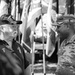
[62,15,75,19]
[52,22,63,26]
[0,20,22,25]
[0,14,22,25]
[52,14,75,27]
[57,15,75,22]
[14,20,22,25]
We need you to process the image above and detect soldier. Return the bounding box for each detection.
[0,14,31,75]
[52,14,75,75]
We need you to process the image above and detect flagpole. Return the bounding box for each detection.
[20,0,31,45]
[40,0,46,75]
[17,0,21,43]
[46,0,52,57]
[20,0,35,74]
[18,0,21,43]
[31,1,36,75]
[14,0,16,19]
[31,29,35,75]
[8,0,11,15]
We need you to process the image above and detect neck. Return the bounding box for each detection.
[59,31,75,44]
[5,39,13,48]
[66,32,75,42]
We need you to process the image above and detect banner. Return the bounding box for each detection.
[0,0,8,16]
[46,0,58,57]
[20,0,41,48]
[19,0,31,52]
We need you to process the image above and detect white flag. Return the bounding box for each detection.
[46,0,57,57]
[0,0,8,16]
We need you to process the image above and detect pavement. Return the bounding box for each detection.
[34,73,55,75]
[31,63,57,75]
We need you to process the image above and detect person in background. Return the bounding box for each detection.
[52,14,75,75]
[0,14,31,75]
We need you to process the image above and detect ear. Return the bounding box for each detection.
[0,26,4,32]
[12,31,18,37]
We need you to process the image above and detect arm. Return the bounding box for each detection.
[22,48,31,75]
[24,65,31,75]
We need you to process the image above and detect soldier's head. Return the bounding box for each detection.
[0,14,22,40]
[53,14,75,39]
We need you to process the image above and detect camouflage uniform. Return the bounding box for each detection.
[52,14,75,75]
[56,35,75,75]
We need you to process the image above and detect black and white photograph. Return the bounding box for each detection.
[0,0,75,75]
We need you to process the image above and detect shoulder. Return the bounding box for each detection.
[69,42,75,50]
[13,40,24,51]
[65,35,75,50]
[12,40,25,58]
[68,37,75,50]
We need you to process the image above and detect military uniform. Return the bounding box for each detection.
[0,39,29,75]
[53,14,75,75]
[56,35,75,75]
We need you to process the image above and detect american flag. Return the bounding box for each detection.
[46,0,58,57]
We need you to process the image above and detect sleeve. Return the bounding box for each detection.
[0,46,19,75]
[65,43,75,66]
[16,41,30,69]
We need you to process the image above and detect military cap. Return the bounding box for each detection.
[52,14,75,26]
[0,14,22,25]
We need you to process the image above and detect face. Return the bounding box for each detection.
[56,23,69,39]
[0,24,19,40]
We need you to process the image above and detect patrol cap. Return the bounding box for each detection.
[0,14,22,25]
[52,14,75,26]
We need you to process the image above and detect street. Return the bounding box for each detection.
[31,63,57,75]
[34,73,55,75]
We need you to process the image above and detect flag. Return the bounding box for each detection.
[11,0,20,20]
[41,0,48,14]
[11,0,16,19]
[19,0,31,52]
[16,0,21,20]
[19,0,31,35]
[20,0,41,48]
[66,0,74,14]
[46,0,58,57]
[57,0,67,14]
[27,0,42,48]
[27,0,41,28]
[0,0,8,16]
[33,0,49,43]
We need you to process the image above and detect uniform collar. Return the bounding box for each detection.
[0,39,16,46]
[61,34,75,46]
[68,34,75,43]
[0,40,9,45]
